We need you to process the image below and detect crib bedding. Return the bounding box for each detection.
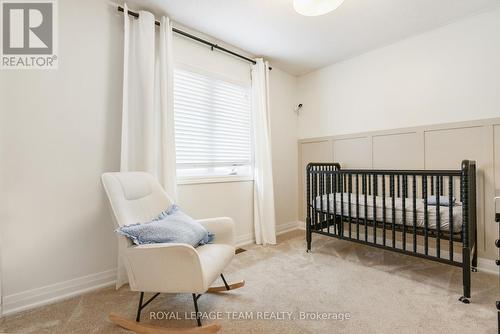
[314,193,463,233]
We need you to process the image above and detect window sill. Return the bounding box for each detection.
[177,175,254,185]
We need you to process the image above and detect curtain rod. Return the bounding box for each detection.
[117,6,272,70]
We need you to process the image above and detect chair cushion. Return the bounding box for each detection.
[116,205,214,247]
[197,244,236,289]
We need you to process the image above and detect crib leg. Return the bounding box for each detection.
[472,240,478,271]
[472,247,478,272]
[460,247,471,304]
[306,218,312,252]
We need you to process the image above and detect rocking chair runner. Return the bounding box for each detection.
[102,172,244,327]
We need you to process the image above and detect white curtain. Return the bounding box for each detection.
[251,58,277,245]
[117,4,177,288]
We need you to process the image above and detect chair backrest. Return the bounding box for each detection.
[101,172,172,228]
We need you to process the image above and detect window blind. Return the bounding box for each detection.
[174,68,252,178]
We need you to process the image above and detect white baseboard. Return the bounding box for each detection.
[2,269,117,317]
[235,221,302,248]
[477,258,497,274]
[235,232,255,247]
[277,221,301,235]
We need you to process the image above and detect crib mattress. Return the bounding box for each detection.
[314,193,463,233]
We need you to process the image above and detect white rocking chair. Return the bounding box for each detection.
[102,172,244,329]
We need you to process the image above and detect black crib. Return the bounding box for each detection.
[306,160,477,303]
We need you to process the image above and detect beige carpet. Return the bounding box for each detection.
[0,230,498,333]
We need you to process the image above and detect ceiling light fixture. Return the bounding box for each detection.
[294,0,345,16]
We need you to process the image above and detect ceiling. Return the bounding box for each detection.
[136,0,500,75]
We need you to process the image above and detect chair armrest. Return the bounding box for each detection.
[123,243,206,293]
[198,217,235,246]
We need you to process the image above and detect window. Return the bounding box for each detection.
[174,68,252,181]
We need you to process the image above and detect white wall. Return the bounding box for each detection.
[1,0,123,313]
[0,0,299,314]
[0,46,6,315]
[297,6,500,139]
[269,69,299,227]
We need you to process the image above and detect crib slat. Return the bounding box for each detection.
[412,175,417,253]
[363,174,368,242]
[382,175,386,246]
[397,175,400,198]
[373,174,377,244]
[440,176,444,196]
[449,176,454,261]
[436,175,441,258]
[391,175,396,248]
[402,175,407,251]
[431,175,434,196]
[423,175,429,255]
[460,173,463,203]
[356,174,360,240]
[405,175,409,198]
[324,167,328,231]
[368,174,372,196]
[348,174,352,239]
